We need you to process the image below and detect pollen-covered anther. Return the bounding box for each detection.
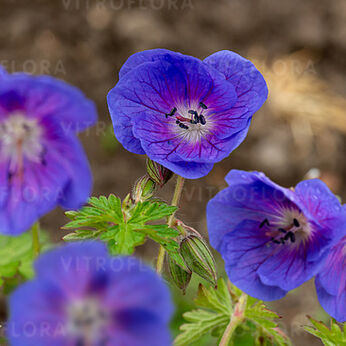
[0,113,44,166]
[66,298,110,344]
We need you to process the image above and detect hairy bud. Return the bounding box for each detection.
[180,235,217,286]
[131,175,156,203]
[146,159,173,187]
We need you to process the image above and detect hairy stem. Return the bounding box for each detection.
[220,292,248,346]
[31,222,41,258]
[156,175,185,274]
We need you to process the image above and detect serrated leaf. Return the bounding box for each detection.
[63,195,178,256]
[175,278,232,346]
[175,279,291,346]
[304,317,346,346]
[245,298,291,346]
[175,310,229,346]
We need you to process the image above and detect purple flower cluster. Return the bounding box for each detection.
[207,170,346,313]
[8,242,174,345]
[0,67,97,235]
[107,49,267,179]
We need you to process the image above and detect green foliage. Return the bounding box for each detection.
[304,316,346,346]
[63,194,180,256]
[175,278,291,346]
[0,231,50,294]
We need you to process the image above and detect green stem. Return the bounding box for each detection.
[220,292,248,346]
[31,222,40,258]
[156,175,185,274]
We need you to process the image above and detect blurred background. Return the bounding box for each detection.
[1,0,346,344]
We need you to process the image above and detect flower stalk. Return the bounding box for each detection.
[31,222,40,258]
[156,175,185,274]
[220,291,248,346]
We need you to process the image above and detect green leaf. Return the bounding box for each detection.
[244,297,291,346]
[175,278,232,346]
[64,194,179,256]
[0,231,51,293]
[304,317,346,346]
[175,279,291,346]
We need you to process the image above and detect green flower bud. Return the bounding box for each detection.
[168,255,191,294]
[146,159,173,187]
[131,175,156,203]
[180,235,217,286]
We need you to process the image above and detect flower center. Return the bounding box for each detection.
[0,113,45,180]
[66,298,110,344]
[260,208,311,246]
[165,102,210,142]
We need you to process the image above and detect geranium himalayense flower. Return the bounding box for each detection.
[206,170,346,301]
[107,49,268,179]
[0,67,97,235]
[7,242,174,346]
[315,233,346,322]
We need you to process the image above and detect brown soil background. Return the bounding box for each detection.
[1,0,346,345]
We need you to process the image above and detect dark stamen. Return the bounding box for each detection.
[278,228,287,233]
[280,238,286,244]
[176,120,180,124]
[179,123,189,130]
[199,114,206,125]
[289,232,296,243]
[166,107,177,118]
[284,232,292,241]
[259,218,270,228]
[293,218,300,227]
[199,102,208,109]
[188,110,198,115]
[271,238,281,244]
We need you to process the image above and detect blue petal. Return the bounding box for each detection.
[103,256,174,324]
[34,242,109,296]
[207,170,296,251]
[204,50,268,118]
[315,277,346,322]
[295,179,346,246]
[7,280,67,346]
[57,135,93,210]
[0,73,97,132]
[0,65,8,78]
[119,48,175,79]
[220,220,287,301]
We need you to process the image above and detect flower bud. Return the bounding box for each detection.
[180,235,217,286]
[146,159,173,187]
[168,255,191,294]
[131,175,156,203]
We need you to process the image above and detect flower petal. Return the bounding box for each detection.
[7,280,68,346]
[221,220,287,301]
[207,170,296,251]
[0,74,97,132]
[119,48,174,79]
[204,50,268,122]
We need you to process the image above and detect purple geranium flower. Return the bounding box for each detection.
[315,232,346,322]
[107,49,267,179]
[0,67,97,235]
[7,242,174,346]
[206,170,346,301]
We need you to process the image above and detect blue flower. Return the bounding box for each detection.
[206,170,346,301]
[315,232,346,322]
[107,49,267,179]
[7,242,174,346]
[0,68,97,235]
